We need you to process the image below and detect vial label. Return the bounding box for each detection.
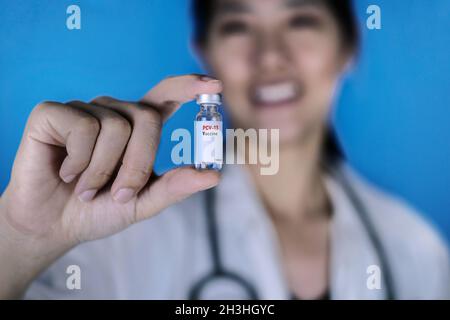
[194,121,223,165]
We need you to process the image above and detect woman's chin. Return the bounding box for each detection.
[278,126,304,146]
[256,120,304,146]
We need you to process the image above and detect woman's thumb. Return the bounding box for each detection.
[134,167,220,222]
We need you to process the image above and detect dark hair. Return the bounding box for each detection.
[192,0,360,163]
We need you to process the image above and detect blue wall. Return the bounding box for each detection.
[0,0,449,243]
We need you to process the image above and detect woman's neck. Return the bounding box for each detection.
[246,128,333,300]
[246,129,331,226]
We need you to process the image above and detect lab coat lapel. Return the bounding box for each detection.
[216,165,290,299]
[326,173,386,300]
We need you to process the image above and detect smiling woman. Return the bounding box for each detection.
[188,0,449,300]
[190,0,361,299]
[193,0,359,164]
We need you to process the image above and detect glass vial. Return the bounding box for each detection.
[194,94,223,170]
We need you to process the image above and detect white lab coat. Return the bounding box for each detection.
[25,163,450,299]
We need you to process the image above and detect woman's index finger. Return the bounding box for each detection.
[140,74,223,122]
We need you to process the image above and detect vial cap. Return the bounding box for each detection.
[196,94,222,106]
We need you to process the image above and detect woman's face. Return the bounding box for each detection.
[202,0,351,144]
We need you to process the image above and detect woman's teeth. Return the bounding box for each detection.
[255,82,299,105]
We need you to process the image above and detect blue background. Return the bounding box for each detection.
[0,1,449,243]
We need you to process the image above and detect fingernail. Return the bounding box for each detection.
[78,189,97,202]
[113,188,135,204]
[200,75,220,82]
[62,174,76,183]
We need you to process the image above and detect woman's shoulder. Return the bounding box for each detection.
[340,164,445,246]
[341,163,450,298]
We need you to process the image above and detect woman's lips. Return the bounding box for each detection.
[251,81,303,108]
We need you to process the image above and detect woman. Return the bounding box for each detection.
[0,0,448,299]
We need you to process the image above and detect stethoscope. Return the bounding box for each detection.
[188,164,396,300]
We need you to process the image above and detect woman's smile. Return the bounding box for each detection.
[250,80,304,109]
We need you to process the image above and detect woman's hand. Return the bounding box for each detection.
[0,74,222,298]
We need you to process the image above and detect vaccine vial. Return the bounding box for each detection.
[194,94,223,170]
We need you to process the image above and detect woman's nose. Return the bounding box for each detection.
[253,32,290,73]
